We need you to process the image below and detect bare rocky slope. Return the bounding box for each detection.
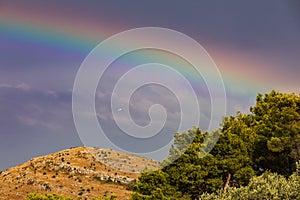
[0,147,160,200]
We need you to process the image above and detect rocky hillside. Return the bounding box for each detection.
[0,147,160,200]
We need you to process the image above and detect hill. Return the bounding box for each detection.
[0,147,160,200]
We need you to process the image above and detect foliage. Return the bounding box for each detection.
[25,193,117,200]
[92,194,117,200]
[251,91,300,176]
[200,162,300,200]
[131,169,185,199]
[132,128,223,199]
[133,120,256,199]
[26,193,73,200]
[131,91,300,199]
[212,112,256,187]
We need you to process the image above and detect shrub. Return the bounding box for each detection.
[199,162,300,200]
[26,193,73,200]
[26,193,118,200]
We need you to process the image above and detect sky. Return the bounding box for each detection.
[0,0,299,170]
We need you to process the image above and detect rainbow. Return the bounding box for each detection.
[0,5,283,95]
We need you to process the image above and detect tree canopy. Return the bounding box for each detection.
[131,91,300,199]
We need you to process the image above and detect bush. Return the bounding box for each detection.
[26,193,118,200]
[199,162,300,200]
[26,193,73,200]
[92,194,117,200]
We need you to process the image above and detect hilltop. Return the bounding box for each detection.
[0,147,160,200]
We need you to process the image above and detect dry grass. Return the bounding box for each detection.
[0,147,160,200]
[88,147,160,173]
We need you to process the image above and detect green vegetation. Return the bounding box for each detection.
[26,193,73,200]
[131,91,300,199]
[25,193,117,200]
[200,163,300,200]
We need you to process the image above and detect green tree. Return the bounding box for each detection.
[131,168,186,199]
[212,113,256,190]
[133,124,256,199]
[163,128,223,198]
[133,127,252,199]
[251,91,300,176]
[131,91,300,199]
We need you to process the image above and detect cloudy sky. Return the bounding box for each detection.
[0,0,299,170]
